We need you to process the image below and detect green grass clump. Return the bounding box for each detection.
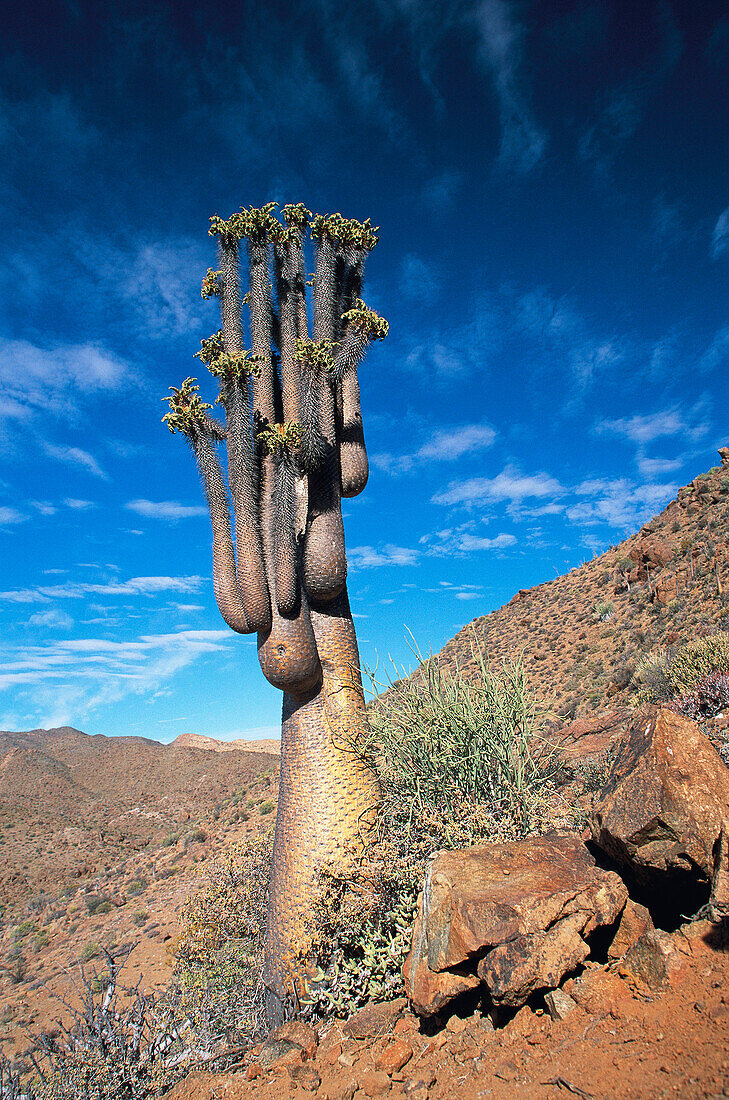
[361,632,556,843]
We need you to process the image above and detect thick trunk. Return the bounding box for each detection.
[264,587,379,1024]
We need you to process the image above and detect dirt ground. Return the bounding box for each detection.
[165,919,729,1100]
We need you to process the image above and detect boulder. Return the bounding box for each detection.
[607,898,654,961]
[553,711,629,771]
[403,834,627,1015]
[719,446,729,468]
[590,708,729,885]
[619,930,682,990]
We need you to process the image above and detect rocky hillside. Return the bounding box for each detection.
[0,726,277,911]
[435,450,729,720]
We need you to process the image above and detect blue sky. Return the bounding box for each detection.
[1,0,728,740]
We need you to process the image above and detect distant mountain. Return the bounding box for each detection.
[0,725,277,909]
[172,732,280,755]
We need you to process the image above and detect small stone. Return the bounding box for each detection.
[359,1067,391,1095]
[445,1014,469,1033]
[375,1038,412,1074]
[404,1071,436,1098]
[544,988,577,1021]
[620,930,682,990]
[608,899,654,961]
[244,1062,263,1080]
[338,1051,357,1068]
[343,998,406,1039]
[331,1078,357,1100]
[288,1063,321,1091]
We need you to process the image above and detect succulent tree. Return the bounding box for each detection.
[163,203,388,1024]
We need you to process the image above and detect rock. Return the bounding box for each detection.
[718,446,729,468]
[590,708,729,886]
[404,1071,436,1098]
[477,910,591,1006]
[544,988,577,1021]
[358,1068,391,1095]
[404,833,627,1014]
[259,1020,317,1066]
[287,1063,321,1091]
[553,711,629,770]
[374,1038,412,1074]
[343,998,406,1039]
[608,899,654,961]
[619,930,682,989]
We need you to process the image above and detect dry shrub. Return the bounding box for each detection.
[171,829,272,1046]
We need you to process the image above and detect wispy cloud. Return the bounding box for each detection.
[473,0,547,173]
[0,629,232,725]
[596,407,707,444]
[348,544,419,569]
[44,443,108,480]
[400,254,440,302]
[0,339,128,425]
[125,499,207,520]
[372,422,496,476]
[420,523,517,556]
[515,287,622,387]
[0,507,26,527]
[0,575,204,604]
[567,478,677,529]
[28,609,74,630]
[433,465,564,507]
[711,205,729,259]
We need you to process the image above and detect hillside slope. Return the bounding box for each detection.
[434,451,729,719]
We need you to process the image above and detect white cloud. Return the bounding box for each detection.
[567,479,677,529]
[711,206,729,259]
[433,465,563,507]
[0,507,26,526]
[348,544,419,569]
[0,339,128,422]
[371,422,496,476]
[474,0,547,173]
[126,499,208,520]
[0,575,204,604]
[423,526,517,556]
[44,443,108,479]
[28,609,74,630]
[700,325,729,373]
[0,629,232,723]
[417,424,496,461]
[597,408,690,444]
[637,454,683,479]
[30,501,57,516]
[64,498,96,510]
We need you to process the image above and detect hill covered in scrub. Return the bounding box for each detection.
[433,450,729,721]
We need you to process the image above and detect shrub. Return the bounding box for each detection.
[171,830,272,1046]
[664,632,729,695]
[634,649,672,702]
[592,600,614,623]
[257,801,275,816]
[360,635,557,843]
[27,947,180,1099]
[79,942,100,963]
[667,671,729,722]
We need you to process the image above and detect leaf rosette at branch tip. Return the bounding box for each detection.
[310,213,379,250]
[295,337,338,373]
[194,332,262,381]
[256,420,302,457]
[200,268,222,299]
[341,299,389,340]
[161,377,212,435]
[282,203,312,229]
[209,203,280,243]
